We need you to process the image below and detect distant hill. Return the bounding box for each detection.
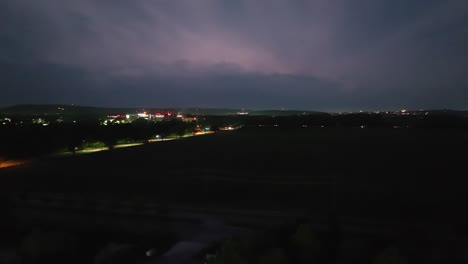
[0,105,326,117]
[0,105,229,117]
[0,104,137,117]
[178,108,239,115]
[423,109,468,116]
[178,108,325,116]
[2,104,465,118]
[248,110,323,116]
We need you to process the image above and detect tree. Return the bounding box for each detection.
[206,239,249,264]
[259,248,289,264]
[67,136,82,156]
[104,136,117,150]
[155,121,171,141]
[99,126,118,150]
[0,194,13,228]
[289,224,321,264]
[372,246,408,264]
[20,229,78,263]
[82,141,105,149]
[131,118,153,142]
[175,122,187,138]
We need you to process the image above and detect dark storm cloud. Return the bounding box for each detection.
[1,0,467,110]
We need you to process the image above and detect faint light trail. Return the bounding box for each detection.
[0,160,27,169]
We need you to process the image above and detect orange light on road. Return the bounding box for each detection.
[0,160,27,169]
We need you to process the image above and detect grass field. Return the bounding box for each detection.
[1,127,467,222]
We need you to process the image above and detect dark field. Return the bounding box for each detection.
[2,127,467,222]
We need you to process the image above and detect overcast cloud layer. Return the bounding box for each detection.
[1,0,467,111]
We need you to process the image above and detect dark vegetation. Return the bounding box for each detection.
[0,104,323,117]
[3,126,467,218]
[1,108,468,263]
[205,222,411,264]
[2,106,467,160]
[0,223,175,264]
[0,118,195,159]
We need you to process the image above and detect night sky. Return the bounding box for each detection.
[1,0,467,111]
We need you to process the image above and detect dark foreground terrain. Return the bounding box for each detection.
[2,127,467,216]
[1,127,468,263]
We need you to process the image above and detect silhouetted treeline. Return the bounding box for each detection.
[1,112,467,159]
[201,113,468,129]
[0,119,195,159]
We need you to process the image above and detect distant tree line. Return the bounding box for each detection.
[0,118,195,159]
[205,222,409,264]
[1,112,467,159]
[202,112,468,129]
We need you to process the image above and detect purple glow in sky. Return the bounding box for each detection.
[1,0,467,110]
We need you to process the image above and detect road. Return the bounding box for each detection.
[0,160,27,169]
[0,132,214,169]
